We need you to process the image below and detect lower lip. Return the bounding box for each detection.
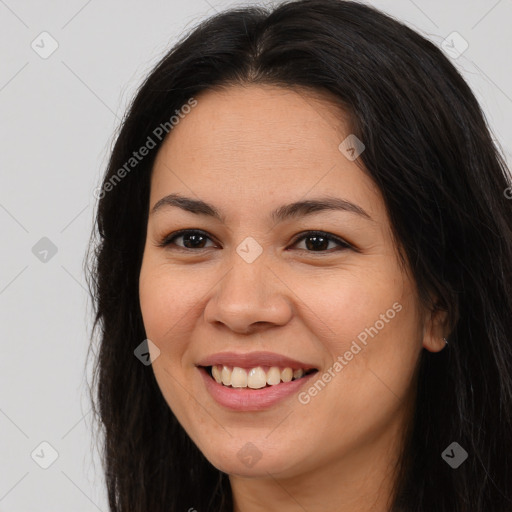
[198,367,318,411]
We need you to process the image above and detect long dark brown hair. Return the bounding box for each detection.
[85,1,512,510]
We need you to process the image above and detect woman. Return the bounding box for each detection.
[86,0,512,510]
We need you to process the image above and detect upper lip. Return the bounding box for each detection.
[196,351,317,370]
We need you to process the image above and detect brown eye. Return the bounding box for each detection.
[291,231,351,253]
[159,230,216,250]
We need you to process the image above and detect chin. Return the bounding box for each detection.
[200,442,303,479]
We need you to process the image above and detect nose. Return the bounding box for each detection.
[203,253,293,335]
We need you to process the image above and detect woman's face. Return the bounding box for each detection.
[139,84,446,481]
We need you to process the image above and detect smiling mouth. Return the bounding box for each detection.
[202,365,318,389]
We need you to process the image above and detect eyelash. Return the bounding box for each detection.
[157,229,352,254]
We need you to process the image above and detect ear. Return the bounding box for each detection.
[422,303,449,353]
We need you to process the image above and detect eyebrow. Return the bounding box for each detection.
[150,193,373,223]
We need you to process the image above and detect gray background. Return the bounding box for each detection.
[0,0,510,510]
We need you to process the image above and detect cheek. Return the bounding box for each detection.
[139,271,172,341]
[310,265,421,412]
[346,276,420,375]
[303,264,406,352]
[138,262,195,416]
[138,259,202,341]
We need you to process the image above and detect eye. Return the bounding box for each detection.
[290,231,352,253]
[159,229,352,253]
[158,229,217,250]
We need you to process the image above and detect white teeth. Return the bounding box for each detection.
[248,367,267,389]
[209,365,312,388]
[212,365,222,384]
[293,368,304,380]
[221,365,231,386]
[231,367,248,388]
[266,366,281,385]
[281,368,293,382]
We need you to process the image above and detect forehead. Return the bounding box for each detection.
[161,84,350,158]
[150,84,382,220]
